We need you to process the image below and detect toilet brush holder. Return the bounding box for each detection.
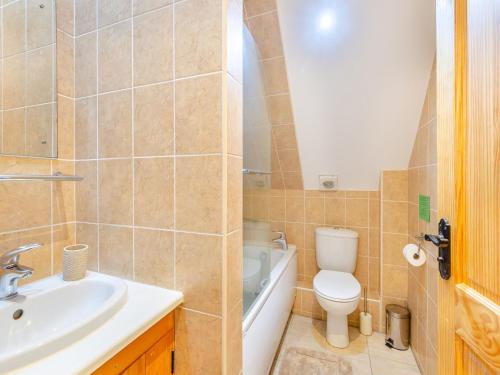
[360,312,373,336]
[359,287,372,336]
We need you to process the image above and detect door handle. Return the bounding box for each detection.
[424,218,451,280]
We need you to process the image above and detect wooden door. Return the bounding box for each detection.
[436,0,499,374]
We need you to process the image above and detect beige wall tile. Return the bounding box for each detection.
[75,97,98,159]
[134,228,174,288]
[75,0,97,35]
[262,57,288,95]
[346,199,369,227]
[382,170,408,201]
[133,0,173,15]
[243,0,276,17]
[285,222,304,248]
[175,74,222,154]
[227,156,243,232]
[26,104,54,157]
[174,0,222,78]
[3,1,26,56]
[75,32,97,98]
[286,196,304,222]
[305,197,324,224]
[57,95,75,159]
[56,0,74,34]
[325,198,346,226]
[369,257,380,298]
[301,289,323,320]
[99,224,133,278]
[175,308,222,375]
[283,172,303,190]
[134,82,174,156]
[99,159,133,225]
[278,149,301,172]
[270,196,285,221]
[76,160,98,222]
[227,0,243,84]
[3,109,26,155]
[133,6,173,85]
[76,223,98,271]
[56,30,75,97]
[272,125,297,150]
[98,90,132,158]
[226,230,243,311]
[226,302,243,375]
[369,229,380,258]
[52,160,75,224]
[267,95,293,125]
[175,156,222,233]
[382,265,408,299]
[26,46,54,106]
[383,201,408,234]
[3,54,26,110]
[98,20,132,92]
[176,232,222,315]
[382,233,408,266]
[98,0,132,27]
[134,157,174,229]
[0,158,51,232]
[228,76,243,156]
[245,11,283,59]
[52,223,76,273]
[27,0,54,49]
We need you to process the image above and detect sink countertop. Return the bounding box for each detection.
[11,274,183,375]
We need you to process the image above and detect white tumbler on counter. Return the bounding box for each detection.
[63,244,88,281]
[359,287,372,336]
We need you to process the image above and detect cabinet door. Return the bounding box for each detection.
[122,355,145,375]
[145,330,174,374]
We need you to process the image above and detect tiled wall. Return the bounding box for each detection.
[0,1,244,374]
[0,0,57,157]
[243,188,382,331]
[70,1,243,374]
[380,170,409,329]
[243,0,303,189]
[407,60,438,375]
[0,0,75,285]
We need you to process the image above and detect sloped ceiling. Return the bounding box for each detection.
[277,0,436,190]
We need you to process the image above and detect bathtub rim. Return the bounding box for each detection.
[242,244,297,333]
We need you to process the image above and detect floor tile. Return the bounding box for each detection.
[273,314,421,375]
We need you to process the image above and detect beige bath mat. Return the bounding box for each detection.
[278,347,352,375]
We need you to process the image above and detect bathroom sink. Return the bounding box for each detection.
[0,272,127,373]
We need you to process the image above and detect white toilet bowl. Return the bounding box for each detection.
[313,270,361,348]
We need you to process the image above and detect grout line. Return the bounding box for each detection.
[95,0,100,273]
[131,1,135,280]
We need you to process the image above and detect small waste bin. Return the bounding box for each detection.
[385,304,410,350]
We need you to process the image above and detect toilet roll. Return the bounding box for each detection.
[403,244,426,267]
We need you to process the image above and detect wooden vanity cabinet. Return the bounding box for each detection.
[93,312,175,375]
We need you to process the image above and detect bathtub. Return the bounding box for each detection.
[243,245,297,375]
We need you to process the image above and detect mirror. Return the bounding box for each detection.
[1,0,57,158]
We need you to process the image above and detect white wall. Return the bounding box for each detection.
[277,0,436,190]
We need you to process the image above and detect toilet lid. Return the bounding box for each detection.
[313,270,361,302]
[243,258,261,280]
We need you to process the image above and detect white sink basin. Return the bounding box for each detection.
[0,272,127,373]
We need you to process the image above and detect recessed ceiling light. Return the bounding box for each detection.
[318,11,335,32]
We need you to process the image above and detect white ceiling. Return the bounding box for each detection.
[277,0,436,190]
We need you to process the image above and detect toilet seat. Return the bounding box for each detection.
[313,270,361,302]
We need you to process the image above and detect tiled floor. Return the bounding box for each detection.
[272,314,421,375]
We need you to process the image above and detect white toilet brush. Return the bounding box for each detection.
[359,287,373,336]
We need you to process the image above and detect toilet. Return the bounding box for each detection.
[313,227,361,348]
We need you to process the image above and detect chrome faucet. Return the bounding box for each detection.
[0,243,42,300]
[272,231,288,250]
